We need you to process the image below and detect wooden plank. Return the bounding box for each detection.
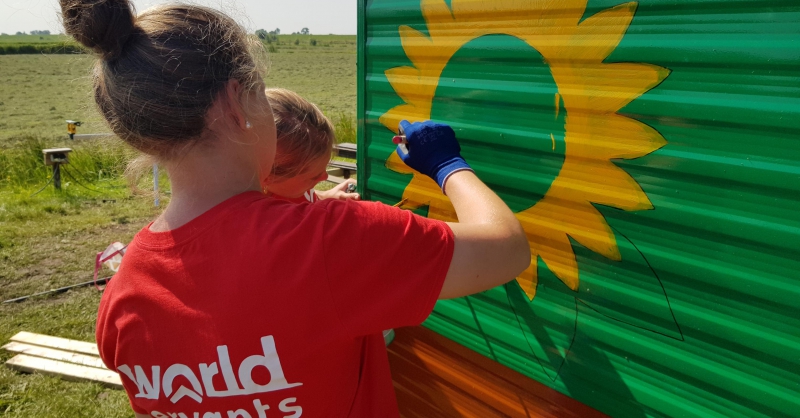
[9,331,99,356]
[335,143,357,151]
[324,175,346,184]
[389,326,608,418]
[5,354,122,388]
[2,342,107,370]
[328,161,356,179]
[328,160,357,171]
[333,143,357,160]
[327,167,344,177]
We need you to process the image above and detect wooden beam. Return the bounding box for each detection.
[5,354,122,388]
[328,161,357,171]
[2,342,107,370]
[9,331,99,357]
[327,167,344,177]
[325,175,346,184]
[333,143,357,160]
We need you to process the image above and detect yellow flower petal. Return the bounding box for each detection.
[556,158,654,211]
[536,222,580,291]
[567,113,667,160]
[555,62,670,113]
[379,104,430,133]
[382,0,668,299]
[384,66,423,105]
[421,0,455,39]
[572,2,637,61]
[517,261,539,300]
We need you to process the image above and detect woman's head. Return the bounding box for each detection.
[60,0,273,163]
[263,88,335,198]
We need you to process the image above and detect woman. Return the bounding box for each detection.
[59,0,530,416]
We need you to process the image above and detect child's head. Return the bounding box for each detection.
[263,88,335,198]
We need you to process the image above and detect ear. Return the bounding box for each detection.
[222,79,249,131]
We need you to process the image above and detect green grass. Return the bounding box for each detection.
[0,185,162,417]
[0,35,73,44]
[0,41,355,144]
[0,34,83,55]
[0,39,356,417]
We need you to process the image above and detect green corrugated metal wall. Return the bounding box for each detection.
[356,0,800,417]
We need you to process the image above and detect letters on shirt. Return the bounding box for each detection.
[148,397,302,418]
[117,336,302,407]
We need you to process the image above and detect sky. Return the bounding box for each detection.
[0,0,357,35]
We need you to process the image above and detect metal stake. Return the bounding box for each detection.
[53,163,62,190]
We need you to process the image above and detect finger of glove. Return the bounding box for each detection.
[395,144,410,161]
[399,120,413,135]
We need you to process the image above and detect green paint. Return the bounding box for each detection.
[430,35,566,212]
[359,1,800,417]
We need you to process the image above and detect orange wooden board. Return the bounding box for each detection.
[388,326,608,418]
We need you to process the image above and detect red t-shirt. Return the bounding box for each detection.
[96,192,453,418]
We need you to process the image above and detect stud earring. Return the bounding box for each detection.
[246,121,252,129]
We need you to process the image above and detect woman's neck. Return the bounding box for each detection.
[150,141,263,232]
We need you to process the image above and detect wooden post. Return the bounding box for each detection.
[42,148,72,192]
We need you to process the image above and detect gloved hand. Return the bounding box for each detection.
[395,120,473,193]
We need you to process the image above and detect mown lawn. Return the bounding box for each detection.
[0,35,356,143]
[0,36,356,416]
[0,35,73,44]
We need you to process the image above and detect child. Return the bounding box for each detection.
[61,0,530,416]
[263,88,397,345]
[262,88,359,203]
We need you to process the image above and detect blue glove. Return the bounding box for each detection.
[395,120,473,193]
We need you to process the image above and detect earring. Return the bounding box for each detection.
[246,121,252,129]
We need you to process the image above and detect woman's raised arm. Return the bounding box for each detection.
[394,120,530,299]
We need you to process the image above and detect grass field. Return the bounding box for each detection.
[0,34,82,55]
[0,35,356,143]
[0,35,72,44]
[0,35,356,416]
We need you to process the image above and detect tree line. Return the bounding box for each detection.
[2,30,52,36]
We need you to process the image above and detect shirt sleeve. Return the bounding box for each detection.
[320,199,454,338]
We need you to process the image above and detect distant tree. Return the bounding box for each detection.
[274,28,280,35]
[15,31,25,35]
[30,30,50,35]
[255,29,268,40]
[301,27,309,35]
